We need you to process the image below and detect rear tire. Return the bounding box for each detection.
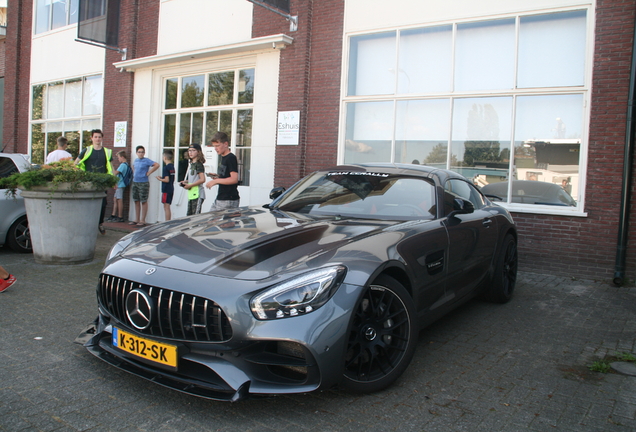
[342,274,417,393]
[482,234,517,303]
[7,216,32,253]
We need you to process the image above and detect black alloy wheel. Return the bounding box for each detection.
[7,216,32,253]
[482,233,517,303]
[342,274,417,393]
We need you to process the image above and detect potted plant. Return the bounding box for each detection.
[0,159,117,264]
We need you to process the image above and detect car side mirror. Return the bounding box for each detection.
[269,187,286,200]
[450,197,474,216]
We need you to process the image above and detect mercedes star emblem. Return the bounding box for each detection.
[125,289,153,330]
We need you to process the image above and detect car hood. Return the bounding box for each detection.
[115,207,397,280]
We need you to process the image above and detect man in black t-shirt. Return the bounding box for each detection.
[205,131,240,211]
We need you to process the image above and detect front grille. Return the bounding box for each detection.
[98,274,232,342]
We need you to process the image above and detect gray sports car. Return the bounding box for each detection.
[77,163,518,401]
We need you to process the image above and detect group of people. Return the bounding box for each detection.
[52,129,240,232]
[1,130,240,294]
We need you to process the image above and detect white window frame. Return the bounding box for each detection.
[339,6,594,217]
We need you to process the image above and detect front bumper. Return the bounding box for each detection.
[77,281,364,402]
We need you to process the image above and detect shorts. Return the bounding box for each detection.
[162,192,174,205]
[209,199,240,212]
[114,187,124,200]
[187,198,204,216]
[132,182,150,202]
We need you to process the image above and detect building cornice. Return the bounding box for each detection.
[114,34,294,71]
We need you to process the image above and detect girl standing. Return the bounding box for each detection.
[180,143,206,215]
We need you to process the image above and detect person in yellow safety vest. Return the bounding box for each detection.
[75,129,113,234]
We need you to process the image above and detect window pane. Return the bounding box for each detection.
[348,32,396,96]
[32,85,46,120]
[518,11,586,88]
[192,112,203,144]
[64,120,81,158]
[220,110,232,137]
[238,69,255,104]
[208,71,234,106]
[398,26,452,94]
[65,78,82,118]
[69,0,79,24]
[51,0,67,30]
[205,111,219,143]
[451,97,512,180]
[395,99,450,165]
[181,75,204,108]
[179,113,192,146]
[165,78,177,109]
[177,147,189,182]
[237,109,252,147]
[344,101,393,164]
[46,122,63,158]
[35,0,50,34]
[31,124,45,165]
[83,75,103,115]
[512,94,583,202]
[81,118,101,150]
[455,19,515,91]
[47,82,64,119]
[164,114,176,147]
[236,148,250,186]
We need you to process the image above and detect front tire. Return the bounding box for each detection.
[7,216,31,253]
[482,233,517,303]
[342,274,417,393]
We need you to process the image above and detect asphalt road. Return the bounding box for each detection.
[1,228,636,431]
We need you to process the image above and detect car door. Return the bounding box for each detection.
[443,179,498,300]
[0,155,26,245]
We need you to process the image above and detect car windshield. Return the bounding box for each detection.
[275,171,436,220]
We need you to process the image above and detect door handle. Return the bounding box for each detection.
[482,218,492,227]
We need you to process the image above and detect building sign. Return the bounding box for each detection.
[277,110,300,145]
[114,121,127,147]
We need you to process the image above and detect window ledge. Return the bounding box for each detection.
[494,202,587,218]
[114,34,294,72]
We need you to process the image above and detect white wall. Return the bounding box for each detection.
[31,27,104,83]
[157,0,253,55]
[344,0,594,33]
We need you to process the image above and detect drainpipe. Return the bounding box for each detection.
[613,14,636,286]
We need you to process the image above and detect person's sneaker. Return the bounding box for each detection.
[98,225,106,235]
[116,217,125,223]
[105,215,116,222]
[0,274,16,293]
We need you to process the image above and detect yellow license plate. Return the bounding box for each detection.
[112,327,178,368]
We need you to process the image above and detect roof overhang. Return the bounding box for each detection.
[113,34,294,72]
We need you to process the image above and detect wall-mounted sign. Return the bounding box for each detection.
[277,110,300,145]
[114,121,127,147]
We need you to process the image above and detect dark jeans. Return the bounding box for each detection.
[100,196,107,225]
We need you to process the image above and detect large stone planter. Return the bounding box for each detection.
[20,183,107,264]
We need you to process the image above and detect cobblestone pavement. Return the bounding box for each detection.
[1,229,636,431]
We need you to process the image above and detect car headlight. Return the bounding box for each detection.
[250,266,346,320]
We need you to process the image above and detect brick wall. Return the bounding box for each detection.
[252,0,344,187]
[101,0,159,218]
[514,0,636,281]
[3,0,32,154]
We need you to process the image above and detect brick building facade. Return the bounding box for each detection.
[3,0,636,283]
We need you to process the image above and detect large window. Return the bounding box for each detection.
[35,0,79,34]
[162,68,254,186]
[30,75,103,164]
[343,10,588,212]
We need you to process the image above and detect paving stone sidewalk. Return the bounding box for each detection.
[1,229,635,431]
